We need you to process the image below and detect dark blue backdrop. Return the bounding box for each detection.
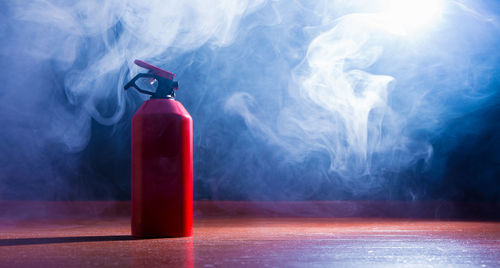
[1,0,499,201]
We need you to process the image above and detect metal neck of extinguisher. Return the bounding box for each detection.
[124,72,179,99]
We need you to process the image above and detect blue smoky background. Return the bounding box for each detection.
[0,0,499,201]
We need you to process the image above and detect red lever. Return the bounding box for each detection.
[134,59,175,80]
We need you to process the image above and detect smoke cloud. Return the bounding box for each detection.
[1,0,499,200]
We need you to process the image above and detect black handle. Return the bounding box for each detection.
[124,73,157,95]
[125,73,178,99]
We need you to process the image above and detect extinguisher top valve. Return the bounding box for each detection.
[124,59,179,99]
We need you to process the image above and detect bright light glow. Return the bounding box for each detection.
[379,0,444,34]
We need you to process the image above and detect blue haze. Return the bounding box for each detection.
[0,0,499,201]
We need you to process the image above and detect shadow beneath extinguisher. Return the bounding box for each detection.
[0,235,134,246]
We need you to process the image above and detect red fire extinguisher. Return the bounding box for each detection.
[125,59,193,238]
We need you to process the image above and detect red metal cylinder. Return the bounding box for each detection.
[131,99,193,238]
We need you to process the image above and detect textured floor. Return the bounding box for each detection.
[0,201,499,267]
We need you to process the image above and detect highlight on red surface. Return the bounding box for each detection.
[134,59,175,80]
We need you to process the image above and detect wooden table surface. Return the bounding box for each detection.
[0,201,499,267]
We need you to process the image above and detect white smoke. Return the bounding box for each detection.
[225,12,433,182]
[6,0,265,150]
[1,0,499,200]
[224,0,495,191]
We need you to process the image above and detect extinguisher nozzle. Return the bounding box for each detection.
[124,81,133,90]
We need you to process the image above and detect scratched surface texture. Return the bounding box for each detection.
[0,201,499,267]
